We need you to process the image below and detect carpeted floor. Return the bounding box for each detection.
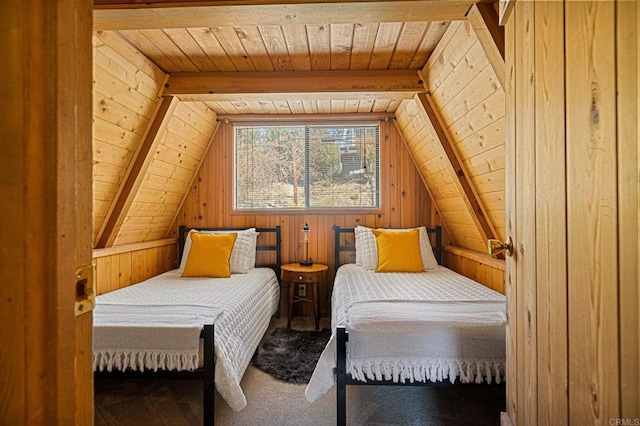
[95,317,505,425]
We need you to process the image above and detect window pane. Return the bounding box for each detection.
[235,126,305,209]
[235,124,379,210]
[307,126,379,208]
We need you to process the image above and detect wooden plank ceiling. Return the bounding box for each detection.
[92,0,506,253]
[94,0,464,114]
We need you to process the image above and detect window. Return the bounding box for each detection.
[235,123,380,210]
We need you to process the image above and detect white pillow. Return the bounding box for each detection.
[354,226,438,271]
[355,226,377,268]
[417,227,439,270]
[179,228,259,274]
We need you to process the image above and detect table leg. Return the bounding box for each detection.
[287,281,294,329]
[312,281,319,330]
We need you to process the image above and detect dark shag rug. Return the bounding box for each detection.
[253,327,331,384]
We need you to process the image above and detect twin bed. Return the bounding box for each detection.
[93,224,506,425]
[305,225,506,425]
[93,226,282,424]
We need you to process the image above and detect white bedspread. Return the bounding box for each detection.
[305,264,506,402]
[93,268,279,412]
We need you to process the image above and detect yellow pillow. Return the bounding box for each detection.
[182,232,237,278]
[372,229,424,273]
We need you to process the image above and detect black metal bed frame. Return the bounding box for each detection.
[95,226,281,426]
[332,225,505,426]
[178,225,282,425]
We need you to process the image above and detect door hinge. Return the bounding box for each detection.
[75,264,95,316]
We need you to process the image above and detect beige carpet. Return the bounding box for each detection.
[95,317,505,425]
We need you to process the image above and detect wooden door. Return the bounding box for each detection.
[502,1,638,424]
[0,0,94,424]
[503,2,568,424]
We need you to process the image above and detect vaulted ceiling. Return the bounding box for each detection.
[92,0,506,253]
[94,1,464,114]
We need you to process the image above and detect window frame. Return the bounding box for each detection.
[231,119,384,214]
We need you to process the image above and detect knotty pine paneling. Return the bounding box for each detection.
[113,102,219,245]
[502,1,638,423]
[616,0,639,417]
[514,3,538,424]
[93,241,177,295]
[203,98,407,116]
[441,247,505,294]
[117,22,450,74]
[533,1,567,423]
[427,22,506,241]
[173,119,432,318]
[566,1,619,421]
[395,97,486,252]
[92,30,168,243]
[417,20,507,248]
[110,20,451,116]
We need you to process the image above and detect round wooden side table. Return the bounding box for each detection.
[280,263,328,330]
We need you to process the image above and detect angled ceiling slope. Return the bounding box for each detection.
[93,0,476,114]
[92,0,506,254]
[396,15,505,253]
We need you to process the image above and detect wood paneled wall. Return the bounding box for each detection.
[425,20,506,242]
[394,18,507,295]
[93,30,220,248]
[92,30,168,242]
[442,246,505,294]
[503,1,638,424]
[93,240,177,295]
[395,20,506,254]
[173,119,432,316]
[113,101,219,245]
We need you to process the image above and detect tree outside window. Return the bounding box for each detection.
[235,124,379,210]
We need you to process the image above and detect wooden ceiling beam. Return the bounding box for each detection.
[216,112,394,122]
[467,2,505,88]
[415,92,498,244]
[165,70,425,101]
[95,96,179,248]
[94,1,473,30]
[175,92,418,102]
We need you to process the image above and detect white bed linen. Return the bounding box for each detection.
[305,264,506,402]
[93,267,279,412]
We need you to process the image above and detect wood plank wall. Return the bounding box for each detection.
[442,246,505,294]
[93,240,177,295]
[113,101,219,245]
[172,119,432,317]
[395,21,506,254]
[394,19,506,290]
[503,1,638,424]
[92,30,168,242]
[93,30,221,247]
[424,20,507,244]
[617,0,639,418]
[396,98,485,251]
